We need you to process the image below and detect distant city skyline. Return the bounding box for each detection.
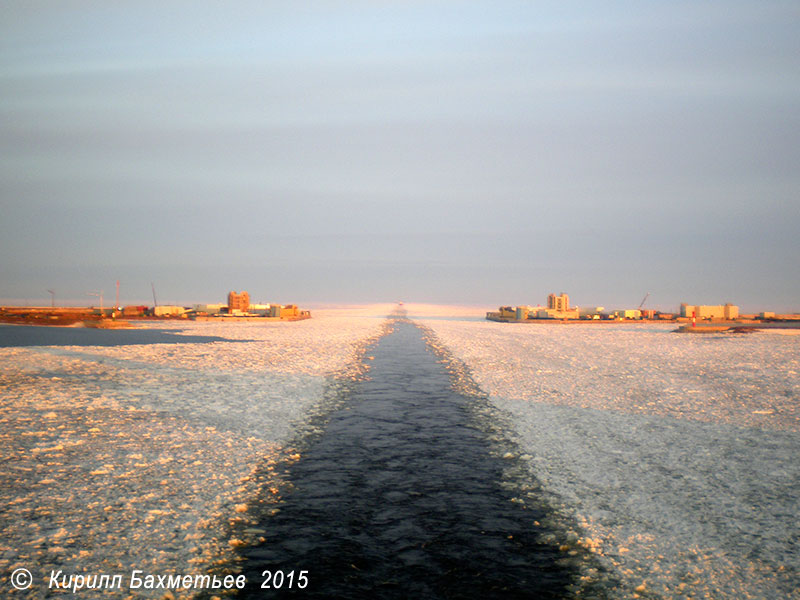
[2,2,799,313]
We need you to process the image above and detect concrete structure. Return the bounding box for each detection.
[486,295,580,321]
[188,295,310,321]
[548,292,570,312]
[122,305,149,317]
[228,291,250,313]
[484,306,517,321]
[610,309,642,320]
[680,303,739,320]
[154,305,186,317]
[193,303,225,315]
[500,306,516,319]
[269,304,304,318]
[535,307,581,319]
[248,303,272,316]
[579,307,605,319]
[539,292,580,319]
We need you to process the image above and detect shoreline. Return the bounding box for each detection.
[0,310,312,327]
[485,316,800,327]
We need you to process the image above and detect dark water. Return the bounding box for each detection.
[0,324,239,347]
[235,320,603,599]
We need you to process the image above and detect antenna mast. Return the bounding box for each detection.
[88,291,104,315]
[151,282,158,307]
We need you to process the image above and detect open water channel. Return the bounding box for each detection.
[233,317,609,599]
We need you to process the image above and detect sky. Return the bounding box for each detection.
[1,1,799,312]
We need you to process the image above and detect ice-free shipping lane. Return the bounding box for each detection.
[236,319,603,599]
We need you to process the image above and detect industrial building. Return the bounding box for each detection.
[173,292,310,321]
[579,307,606,319]
[192,303,226,315]
[153,305,187,317]
[680,303,739,320]
[609,309,642,320]
[270,304,301,318]
[487,293,581,321]
[486,292,676,322]
[122,305,149,317]
[537,292,580,319]
[188,292,310,321]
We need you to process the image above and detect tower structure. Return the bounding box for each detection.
[227,291,250,313]
[547,292,569,312]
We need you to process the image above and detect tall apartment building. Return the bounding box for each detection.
[547,292,570,312]
[227,291,250,313]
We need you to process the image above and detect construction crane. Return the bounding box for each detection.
[638,292,650,309]
[47,289,55,308]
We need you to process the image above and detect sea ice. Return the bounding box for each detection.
[0,306,391,596]
[414,312,800,599]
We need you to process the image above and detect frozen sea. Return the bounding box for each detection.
[0,306,390,597]
[0,303,798,599]
[409,304,800,599]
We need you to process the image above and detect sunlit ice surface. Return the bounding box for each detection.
[1,304,797,598]
[418,316,799,599]
[0,305,393,595]
[403,303,487,320]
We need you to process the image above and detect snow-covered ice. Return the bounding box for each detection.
[0,306,391,596]
[412,307,800,599]
[2,303,798,599]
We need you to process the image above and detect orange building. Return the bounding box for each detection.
[227,291,250,313]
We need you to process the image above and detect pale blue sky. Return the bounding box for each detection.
[2,1,798,311]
